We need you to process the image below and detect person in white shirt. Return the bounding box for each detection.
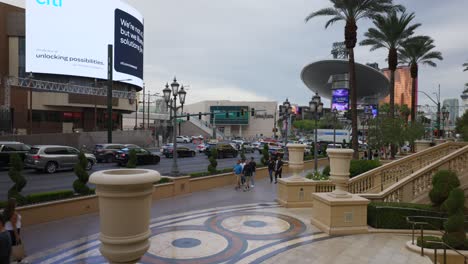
[3,198,24,262]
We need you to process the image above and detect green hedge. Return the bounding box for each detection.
[368,202,447,229]
[0,189,96,209]
[350,160,381,178]
[190,168,233,178]
[155,177,173,185]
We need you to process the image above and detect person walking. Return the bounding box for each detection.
[267,156,275,183]
[0,216,11,264]
[3,198,25,263]
[233,160,243,191]
[274,156,284,184]
[242,161,253,191]
[250,157,257,188]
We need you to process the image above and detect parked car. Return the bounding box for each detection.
[163,146,196,158]
[205,144,238,159]
[25,145,96,174]
[93,144,126,163]
[327,144,343,149]
[196,143,207,153]
[191,135,204,142]
[176,136,190,143]
[251,141,261,151]
[240,142,255,153]
[160,143,174,153]
[269,147,284,158]
[115,147,160,166]
[0,141,30,168]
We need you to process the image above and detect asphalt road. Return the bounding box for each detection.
[0,143,263,200]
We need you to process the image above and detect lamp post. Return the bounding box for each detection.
[279,99,292,158]
[309,92,323,173]
[332,108,338,147]
[418,85,441,140]
[163,77,187,176]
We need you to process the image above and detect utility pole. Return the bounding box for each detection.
[147,92,150,129]
[142,84,146,129]
[107,44,113,143]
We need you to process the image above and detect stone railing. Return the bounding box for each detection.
[360,145,468,203]
[348,142,467,194]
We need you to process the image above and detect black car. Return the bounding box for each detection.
[163,146,196,158]
[115,147,160,166]
[0,142,30,168]
[205,144,238,159]
[93,144,126,163]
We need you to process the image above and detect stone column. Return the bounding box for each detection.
[90,169,161,264]
[327,148,354,198]
[414,140,432,152]
[286,143,306,180]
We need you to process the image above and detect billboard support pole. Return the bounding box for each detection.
[107,44,113,144]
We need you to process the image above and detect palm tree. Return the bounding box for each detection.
[398,36,443,122]
[305,0,403,159]
[360,10,419,158]
[463,61,468,72]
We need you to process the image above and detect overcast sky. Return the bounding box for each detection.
[3,0,468,109]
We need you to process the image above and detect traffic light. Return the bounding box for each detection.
[225,112,229,118]
[251,108,255,117]
[199,112,202,120]
[187,114,190,121]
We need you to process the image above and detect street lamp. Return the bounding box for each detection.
[309,92,323,173]
[332,108,338,147]
[162,77,187,175]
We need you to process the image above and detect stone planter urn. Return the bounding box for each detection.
[414,140,432,152]
[90,169,161,264]
[327,148,354,198]
[286,143,306,181]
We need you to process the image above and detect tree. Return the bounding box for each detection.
[429,170,460,209]
[463,61,468,72]
[8,153,26,203]
[443,188,466,249]
[126,149,137,168]
[305,0,403,159]
[73,152,91,194]
[455,110,468,141]
[398,36,443,122]
[360,10,419,158]
[207,148,218,174]
[261,143,269,166]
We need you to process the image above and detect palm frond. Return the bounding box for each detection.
[464,62,468,72]
[305,8,341,23]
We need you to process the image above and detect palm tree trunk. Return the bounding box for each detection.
[410,63,418,123]
[388,47,397,159]
[349,48,359,159]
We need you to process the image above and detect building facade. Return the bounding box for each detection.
[0,2,140,135]
[443,98,459,126]
[381,66,414,108]
[183,100,278,139]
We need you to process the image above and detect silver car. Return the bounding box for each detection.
[25,145,96,174]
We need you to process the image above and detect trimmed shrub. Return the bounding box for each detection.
[73,152,91,195]
[7,153,27,204]
[240,145,246,161]
[26,190,75,204]
[349,160,381,178]
[442,188,466,249]
[261,144,269,166]
[156,178,172,185]
[417,236,445,249]
[429,170,460,209]
[322,165,330,177]
[367,202,446,229]
[207,148,218,174]
[126,149,138,168]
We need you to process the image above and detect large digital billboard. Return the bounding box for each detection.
[26,0,144,88]
[331,89,349,111]
[210,106,249,125]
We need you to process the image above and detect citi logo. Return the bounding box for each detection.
[36,0,62,7]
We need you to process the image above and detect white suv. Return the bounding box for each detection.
[176,136,190,143]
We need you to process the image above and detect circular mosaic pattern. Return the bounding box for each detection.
[172,238,202,248]
[207,211,307,240]
[143,225,247,263]
[244,220,268,228]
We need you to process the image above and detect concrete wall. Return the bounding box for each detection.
[0,130,154,148]
[180,121,210,138]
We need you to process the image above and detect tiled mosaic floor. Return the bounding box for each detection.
[25,203,431,264]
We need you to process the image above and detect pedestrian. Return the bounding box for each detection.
[240,158,246,185]
[373,150,379,160]
[274,156,284,184]
[0,216,11,264]
[267,156,275,183]
[242,161,253,191]
[250,157,257,188]
[363,151,368,160]
[3,198,25,263]
[233,160,243,191]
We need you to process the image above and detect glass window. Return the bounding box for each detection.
[28,147,40,154]
[45,147,68,155]
[67,148,80,154]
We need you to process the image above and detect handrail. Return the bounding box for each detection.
[406,216,468,264]
[360,145,468,202]
[348,142,467,194]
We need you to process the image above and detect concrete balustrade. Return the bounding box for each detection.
[90,169,161,264]
[414,140,432,152]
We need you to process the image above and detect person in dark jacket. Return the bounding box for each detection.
[267,156,275,183]
[242,161,253,191]
[274,156,284,184]
[0,216,11,264]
